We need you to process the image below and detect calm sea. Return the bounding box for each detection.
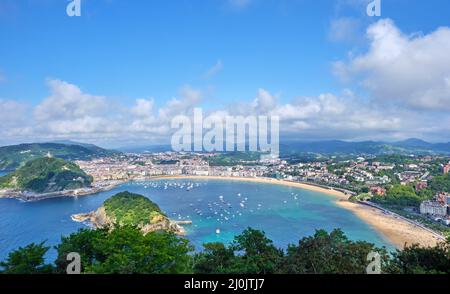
[0,179,394,262]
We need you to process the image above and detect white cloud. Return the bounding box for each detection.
[130,85,203,135]
[334,19,450,111]
[251,88,278,114]
[0,99,28,127]
[0,99,33,144]
[223,88,444,142]
[2,59,450,146]
[159,85,202,118]
[35,79,108,121]
[131,98,155,118]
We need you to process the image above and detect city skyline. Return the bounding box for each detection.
[1,0,450,147]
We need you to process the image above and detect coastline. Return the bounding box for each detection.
[1,175,443,249]
[147,175,351,200]
[336,200,442,249]
[149,176,444,249]
[0,180,126,202]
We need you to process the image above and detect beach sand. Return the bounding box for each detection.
[336,200,441,249]
[151,175,442,249]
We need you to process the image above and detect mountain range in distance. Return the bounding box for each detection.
[117,138,450,156]
[0,138,449,171]
[280,138,450,156]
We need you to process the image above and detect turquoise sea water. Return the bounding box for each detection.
[0,179,394,262]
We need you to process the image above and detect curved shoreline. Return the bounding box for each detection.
[1,175,443,249]
[148,175,350,199]
[147,176,443,249]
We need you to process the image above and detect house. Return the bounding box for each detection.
[370,186,386,196]
[436,192,450,205]
[415,181,428,192]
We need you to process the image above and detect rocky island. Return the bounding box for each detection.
[0,157,95,201]
[72,191,191,235]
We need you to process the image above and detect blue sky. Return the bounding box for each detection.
[1,0,450,147]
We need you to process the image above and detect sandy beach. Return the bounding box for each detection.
[149,175,443,249]
[4,174,440,249]
[336,201,441,249]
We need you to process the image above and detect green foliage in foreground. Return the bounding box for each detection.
[0,157,93,193]
[0,242,53,274]
[1,227,449,274]
[103,191,165,226]
[54,226,193,274]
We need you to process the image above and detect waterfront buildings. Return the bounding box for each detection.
[420,200,448,217]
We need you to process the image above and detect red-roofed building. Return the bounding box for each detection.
[370,186,386,196]
[443,164,450,174]
[415,181,428,192]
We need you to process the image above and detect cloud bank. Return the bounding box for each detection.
[1,19,450,146]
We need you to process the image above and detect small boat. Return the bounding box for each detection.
[216,229,221,234]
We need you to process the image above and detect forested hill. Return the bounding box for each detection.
[103,191,166,226]
[0,157,93,193]
[0,143,120,171]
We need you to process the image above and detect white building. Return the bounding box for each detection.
[420,200,448,217]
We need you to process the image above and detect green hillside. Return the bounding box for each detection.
[0,157,93,193]
[103,191,166,226]
[0,143,119,171]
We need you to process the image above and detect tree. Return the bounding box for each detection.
[428,174,450,194]
[194,228,283,274]
[193,243,236,274]
[230,228,284,274]
[55,226,194,274]
[373,184,426,207]
[0,242,54,274]
[280,229,389,274]
[54,228,108,274]
[387,238,450,274]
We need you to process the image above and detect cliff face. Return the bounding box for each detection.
[72,206,111,228]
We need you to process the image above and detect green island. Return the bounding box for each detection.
[71,191,189,235]
[0,157,93,193]
[104,192,166,226]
